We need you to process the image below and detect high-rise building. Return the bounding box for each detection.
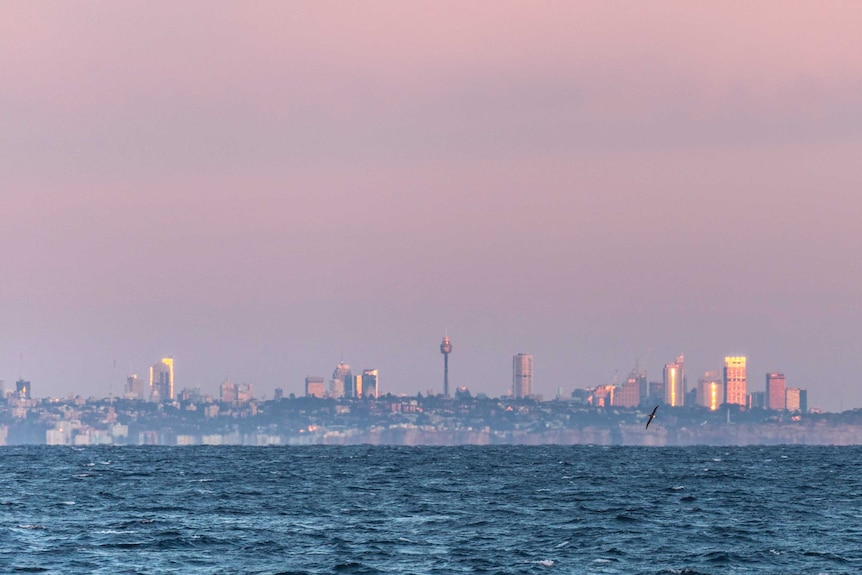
[748,391,766,409]
[512,353,533,398]
[785,387,807,413]
[124,374,146,400]
[362,369,379,398]
[236,383,253,403]
[615,366,646,408]
[149,357,174,401]
[697,370,724,411]
[766,372,786,411]
[724,356,747,407]
[15,379,31,400]
[332,361,353,398]
[220,380,238,403]
[590,385,614,407]
[663,355,685,407]
[305,376,326,398]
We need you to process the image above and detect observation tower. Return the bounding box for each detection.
[440,335,453,397]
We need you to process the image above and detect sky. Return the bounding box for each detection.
[1,2,861,411]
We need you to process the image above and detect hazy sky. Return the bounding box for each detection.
[2,2,861,410]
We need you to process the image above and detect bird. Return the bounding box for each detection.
[645,405,659,429]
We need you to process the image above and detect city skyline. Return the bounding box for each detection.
[0,345,818,413]
[2,3,861,412]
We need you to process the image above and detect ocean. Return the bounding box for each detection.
[1,445,860,574]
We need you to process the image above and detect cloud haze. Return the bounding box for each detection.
[1,2,861,409]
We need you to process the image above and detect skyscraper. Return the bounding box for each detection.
[332,361,352,398]
[305,376,326,398]
[724,356,747,407]
[697,370,724,411]
[766,372,786,411]
[125,374,146,400]
[785,387,807,413]
[615,365,646,408]
[362,369,379,398]
[512,353,533,399]
[15,379,31,400]
[149,357,174,401]
[663,355,685,407]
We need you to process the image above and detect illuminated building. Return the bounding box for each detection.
[697,371,724,411]
[785,388,807,413]
[15,379,31,400]
[590,384,614,407]
[723,356,747,407]
[615,367,646,408]
[766,372,786,411]
[305,376,326,398]
[332,361,353,399]
[149,357,174,401]
[663,355,685,407]
[512,353,533,398]
[362,369,379,398]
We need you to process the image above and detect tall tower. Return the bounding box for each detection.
[663,355,685,407]
[440,335,453,397]
[149,357,174,401]
[332,361,352,398]
[724,356,747,407]
[362,369,379,398]
[512,353,533,399]
[697,370,724,411]
[766,372,786,411]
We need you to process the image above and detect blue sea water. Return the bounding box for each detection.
[1,445,860,574]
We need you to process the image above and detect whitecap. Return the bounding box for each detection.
[535,559,554,567]
[671,485,685,490]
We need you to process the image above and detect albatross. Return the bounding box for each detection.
[645,405,659,429]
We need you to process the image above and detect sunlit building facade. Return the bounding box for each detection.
[150,357,174,401]
[697,370,724,411]
[723,356,747,407]
[785,387,807,413]
[766,372,786,411]
[663,355,685,407]
[615,368,645,408]
[15,379,31,400]
[512,353,533,399]
[332,361,352,399]
[590,384,615,407]
[305,376,326,398]
[362,369,379,398]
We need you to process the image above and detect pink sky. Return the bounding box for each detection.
[1,2,861,409]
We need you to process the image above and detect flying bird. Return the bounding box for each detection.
[645,405,659,429]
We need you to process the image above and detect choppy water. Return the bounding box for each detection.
[1,445,860,574]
